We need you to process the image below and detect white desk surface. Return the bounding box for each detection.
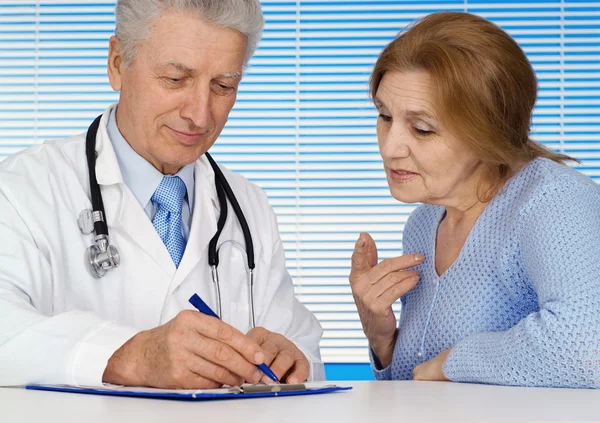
[2,381,600,423]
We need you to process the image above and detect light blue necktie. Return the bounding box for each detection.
[151,176,187,268]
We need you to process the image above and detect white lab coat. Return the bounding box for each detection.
[0,106,324,387]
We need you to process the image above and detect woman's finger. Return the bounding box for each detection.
[366,254,423,284]
[360,270,420,304]
[373,275,421,312]
[350,233,378,279]
[373,269,420,296]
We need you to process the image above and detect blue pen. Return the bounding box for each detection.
[188,293,280,383]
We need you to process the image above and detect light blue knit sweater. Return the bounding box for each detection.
[372,158,600,388]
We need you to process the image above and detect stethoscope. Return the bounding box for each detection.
[78,114,257,327]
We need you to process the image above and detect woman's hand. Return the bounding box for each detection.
[349,232,423,368]
[413,348,452,381]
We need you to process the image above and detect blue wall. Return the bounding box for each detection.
[325,364,374,381]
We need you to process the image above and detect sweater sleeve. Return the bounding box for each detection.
[443,175,600,388]
[368,206,425,381]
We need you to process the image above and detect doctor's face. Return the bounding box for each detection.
[107,10,247,175]
[375,70,486,208]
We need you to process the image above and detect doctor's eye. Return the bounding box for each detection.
[162,76,185,86]
[378,114,392,122]
[212,82,236,95]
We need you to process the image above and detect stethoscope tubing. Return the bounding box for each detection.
[85,114,257,328]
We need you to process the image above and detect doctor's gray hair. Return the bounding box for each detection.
[115,0,264,67]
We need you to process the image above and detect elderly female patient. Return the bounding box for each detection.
[349,11,600,388]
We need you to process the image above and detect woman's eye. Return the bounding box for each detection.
[414,127,434,136]
[378,114,392,122]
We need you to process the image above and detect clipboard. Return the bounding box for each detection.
[25,382,352,401]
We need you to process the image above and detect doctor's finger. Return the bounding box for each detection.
[189,335,263,384]
[245,327,280,367]
[168,372,223,390]
[284,356,311,385]
[263,349,297,383]
[254,338,280,367]
[246,326,271,344]
[191,316,265,365]
[185,355,244,388]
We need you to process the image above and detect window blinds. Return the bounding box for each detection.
[0,0,598,363]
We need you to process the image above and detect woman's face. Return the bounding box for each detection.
[375,70,487,208]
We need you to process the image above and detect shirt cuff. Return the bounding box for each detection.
[67,321,139,387]
[297,345,325,382]
[369,347,392,380]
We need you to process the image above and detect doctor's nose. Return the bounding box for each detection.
[180,87,212,129]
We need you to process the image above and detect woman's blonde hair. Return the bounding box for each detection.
[370,12,576,200]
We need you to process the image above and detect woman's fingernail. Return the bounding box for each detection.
[415,255,424,262]
[357,234,365,248]
[254,352,264,363]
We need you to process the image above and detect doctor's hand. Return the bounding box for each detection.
[102,310,266,389]
[246,327,310,384]
[350,232,422,369]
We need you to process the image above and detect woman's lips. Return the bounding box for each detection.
[388,168,419,183]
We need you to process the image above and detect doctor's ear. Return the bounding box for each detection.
[107,36,124,92]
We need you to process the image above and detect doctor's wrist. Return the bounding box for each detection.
[102,330,146,385]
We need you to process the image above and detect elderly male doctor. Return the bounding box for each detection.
[0,0,324,388]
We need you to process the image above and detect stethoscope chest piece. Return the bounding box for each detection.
[87,235,120,278]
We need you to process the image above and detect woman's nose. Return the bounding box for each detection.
[379,125,410,159]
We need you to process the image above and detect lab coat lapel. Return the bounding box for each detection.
[94,107,122,186]
[94,105,176,276]
[117,188,176,275]
[169,156,219,292]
